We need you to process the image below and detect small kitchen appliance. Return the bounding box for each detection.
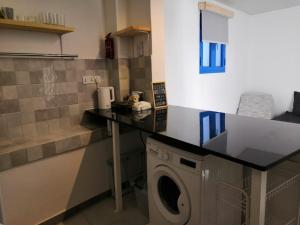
[97,87,115,109]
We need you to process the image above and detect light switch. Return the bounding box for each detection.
[82,75,95,84]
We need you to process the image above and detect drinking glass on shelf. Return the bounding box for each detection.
[42,12,47,24]
[1,7,14,19]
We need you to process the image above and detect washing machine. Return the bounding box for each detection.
[147,137,205,225]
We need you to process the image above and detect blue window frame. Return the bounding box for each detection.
[200,41,226,74]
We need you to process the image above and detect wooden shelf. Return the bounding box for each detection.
[113,26,150,37]
[0,19,75,34]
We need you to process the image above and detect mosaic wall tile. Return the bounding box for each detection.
[32,84,44,97]
[0,57,153,141]
[59,106,70,118]
[19,98,34,112]
[27,145,43,162]
[21,112,35,124]
[0,58,127,171]
[55,136,81,154]
[32,97,46,110]
[0,72,16,86]
[5,112,21,127]
[56,93,78,107]
[70,115,81,126]
[30,71,43,84]
[17,85,33,99]
[59,117,71,129]
[35,109,49,122]
[22,123,37,138]
[10,149,28,167]
[42,142,56,158]
[2,85,17,100]
[16,71,31,85]
[48,108,60,120]
[85,59,106,70]
[36,121,49,136]
[7,126,23,138]
[53,60,66,71]
[0,115,7,137]
[65,70,76,82]
[0,99,20,114]
[56,71,66,82]
[14,59,30,71]
[0,154,12,171]
[69,104,80,116]
[65,60,75,70]
[129,56,153,104]
[48,119,60,133]
[28,59,45,71]
[0,126,109,172]
[0,59,14,71]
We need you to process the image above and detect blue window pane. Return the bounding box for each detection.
[202,42,210,67]
[215,43,222,67]
[215,113,221,135]
[200,41,226,74]
[202,116,210,144]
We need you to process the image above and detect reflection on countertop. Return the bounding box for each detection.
[87,105,300,170]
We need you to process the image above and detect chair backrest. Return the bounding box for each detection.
[237,92,274,119]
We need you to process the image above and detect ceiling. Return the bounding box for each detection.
[214,0,300,14]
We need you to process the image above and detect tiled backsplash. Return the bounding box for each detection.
[106,56,152,102]
[129,56,153,103]
[0,58,109,139]
[0,56,152,140]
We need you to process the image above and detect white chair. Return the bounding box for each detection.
[237,92,275,119]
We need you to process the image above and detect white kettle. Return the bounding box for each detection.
[97,87,115,109]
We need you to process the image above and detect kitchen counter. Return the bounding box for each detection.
[87,105,300,225]
[0,114,110,172]
[87,105,300,171]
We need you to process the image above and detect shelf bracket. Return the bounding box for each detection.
[0,52,78,59]
[59,34,63,55]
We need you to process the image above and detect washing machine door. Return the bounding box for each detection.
[151,165,191,225]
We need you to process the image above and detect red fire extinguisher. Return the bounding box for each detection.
[105,33,114,59]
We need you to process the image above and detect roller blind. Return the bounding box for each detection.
[200,10,228,43]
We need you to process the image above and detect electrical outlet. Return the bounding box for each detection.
[82,75,95,84]
[94,76,102,84]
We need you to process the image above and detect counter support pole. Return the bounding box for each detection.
[112,121,123,212]
[250,170,267,225]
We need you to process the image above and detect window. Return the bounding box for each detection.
[199,8,229,75]
[200,41,226,74]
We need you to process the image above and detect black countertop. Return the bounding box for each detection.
[87,106,300,171]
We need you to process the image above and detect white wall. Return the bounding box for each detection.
[164,0,300,114]
[104,0,151,59]
[0,0,106,59]
[151,0,166,82]
[246,6,300,115]
[116,0,129,30]
[164,0,250,113]
[114,0,151,31]
[0,131,144,225]
[104,0,118,33]
[0,141,112,225]
[128,0,151,27]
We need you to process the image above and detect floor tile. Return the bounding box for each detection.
[57,213,89,225]
[55,194,148,225]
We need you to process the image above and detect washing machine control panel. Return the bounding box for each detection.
[158,151,169,161]
[147,139,203,173]
[148,145,171,162]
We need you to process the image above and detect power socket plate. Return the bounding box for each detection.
[82,75,95,84]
